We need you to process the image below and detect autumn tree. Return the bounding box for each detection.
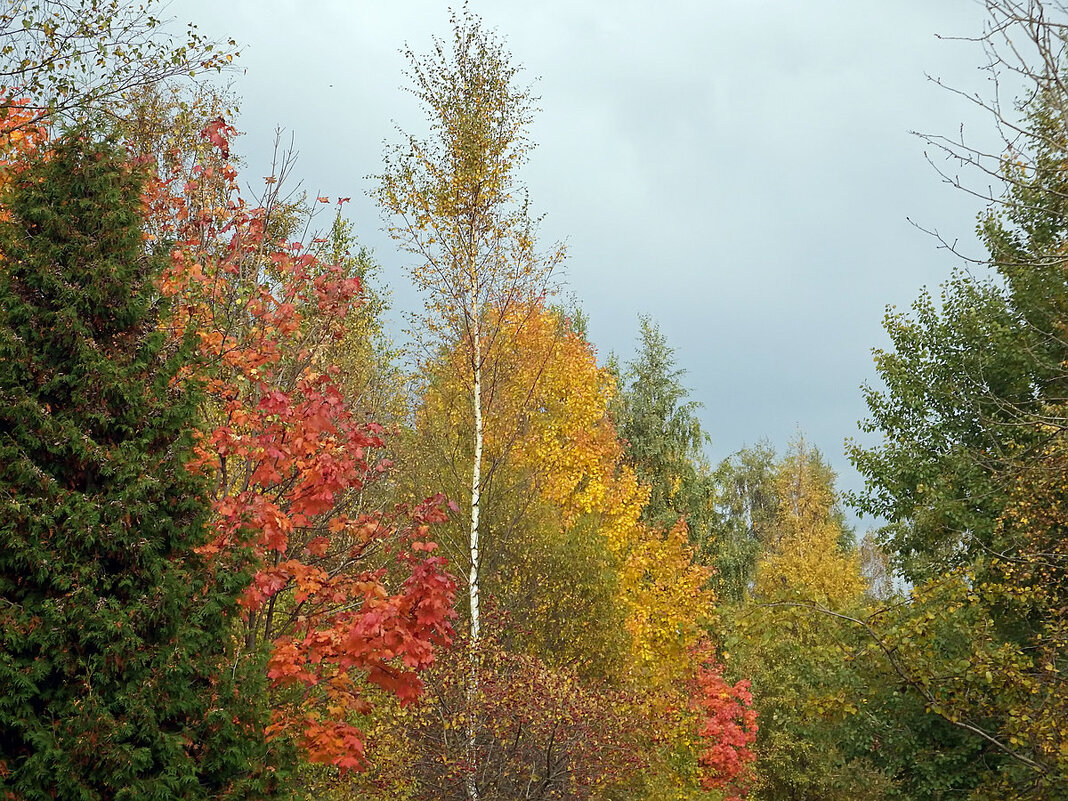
[376,11,563,798]
[346,304,653,800]
[150,117,457,774]
[755,439,861,606]
[717,440,881,801]
[491,308,713,688]
[0,132,281,798]
[403,304,715,688]
[342,629,647,801]
[386,303,754,800]
[691,650,759,801]
[120,78,405,431]
[970,433,1068,794]
[0,0,237,126]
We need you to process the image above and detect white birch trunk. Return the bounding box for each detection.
[465,324,483,801]
[469,328,483,643]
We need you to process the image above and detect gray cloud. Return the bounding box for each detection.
[172,0,1002,523]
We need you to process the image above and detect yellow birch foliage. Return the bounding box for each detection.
[395,304,722,799]
[482,305,712,685]
[991,435,1068,781]
[755,439,864,607]
[726,441,869,800]
[410,304,712,686]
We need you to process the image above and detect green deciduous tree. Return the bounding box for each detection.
[710,443,778,602]
[845,3,1068,796]
[0,132,281,799]
[848,276,1044,582]
[849,0,1068,586]
[1,0,237,125]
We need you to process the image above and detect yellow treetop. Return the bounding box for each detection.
[756,439,864,609]
[485,305,713,686]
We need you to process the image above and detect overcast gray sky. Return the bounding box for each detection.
[172,0,1004,523]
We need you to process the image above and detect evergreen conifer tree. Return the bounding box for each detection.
[615,317,716,557]
[0,134,282,799]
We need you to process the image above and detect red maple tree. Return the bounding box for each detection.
[150,117,456,771]
[692,645,759,800]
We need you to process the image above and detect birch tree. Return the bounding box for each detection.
[376,11,562,800]
[1,0,237,126]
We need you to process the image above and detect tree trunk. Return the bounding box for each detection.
[465,324,484,801]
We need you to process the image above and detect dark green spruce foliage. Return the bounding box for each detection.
[615,317,716,559]
[0,136,280,799]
